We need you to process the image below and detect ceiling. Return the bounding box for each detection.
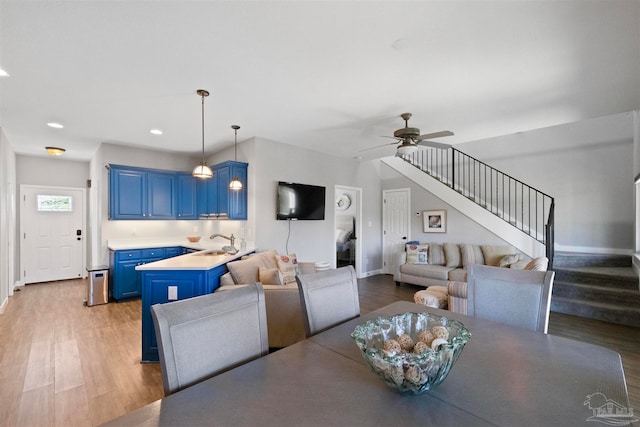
[1,1,638,162]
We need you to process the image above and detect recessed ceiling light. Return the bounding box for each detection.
[47,122,64,129]
[150,129,163,135]
[45,146,66,156]
[0,68,9,77]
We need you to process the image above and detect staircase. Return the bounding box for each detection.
[383,147,554,261]
[551,252,640,327]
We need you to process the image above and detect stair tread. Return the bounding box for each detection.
[552,296,640,313]
[554,266,637,279]
[553,280,640,294]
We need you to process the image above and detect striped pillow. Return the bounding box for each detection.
[460,244,484,270]
[428,243,445,266]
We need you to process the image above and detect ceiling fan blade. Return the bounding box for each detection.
[417,140,451,149]
[359,141,398,152]
[416,130,454,140]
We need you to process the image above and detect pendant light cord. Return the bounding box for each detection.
[201,93,205,166]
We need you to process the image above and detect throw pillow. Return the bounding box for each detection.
[406,244,429,265]
[226,249,278,284]
[498,254,521,268]
[259,267,283,285]
[428,243,446,266]
[525,257,549,271]
[460,244,485,270]
[276,253,298,285]
[444,243,462,268]
[480,245,517,267]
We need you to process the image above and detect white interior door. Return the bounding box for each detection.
[382,189,410,275]
[20,185,85,284]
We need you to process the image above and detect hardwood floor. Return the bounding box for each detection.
[1,275,638,426]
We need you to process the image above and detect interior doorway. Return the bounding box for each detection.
[334,185,362,277]
[382,188,410,275]
[20,185,86,284]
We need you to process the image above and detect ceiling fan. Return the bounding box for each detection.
[362,113,454,155]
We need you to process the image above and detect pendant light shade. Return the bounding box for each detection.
[193,89,213,179]
[229,125,243,191]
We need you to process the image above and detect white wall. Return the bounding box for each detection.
[458,112,634,254]
[0,128,17,311]
[381,165,509,247]
[233,137,383,274]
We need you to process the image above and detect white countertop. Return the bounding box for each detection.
[135,247,256,271]
[108,237,249,251]
[107,237,255,271]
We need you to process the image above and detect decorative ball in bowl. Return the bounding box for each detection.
[351,312,471,394]
[186,236,201,243]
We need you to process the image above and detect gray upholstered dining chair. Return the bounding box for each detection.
[467,264,555,333]
[151,283,269,395]
[296,265,360,337]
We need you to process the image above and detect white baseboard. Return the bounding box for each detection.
[358,269,383,278]
[554,244,633,256]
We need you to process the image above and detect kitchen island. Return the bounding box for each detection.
[135,246,255,362]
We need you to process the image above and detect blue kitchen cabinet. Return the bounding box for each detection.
[140,264,227,362]
[165,246,182,258]
[110,249,143,300]
[109,168,147,219]
[110,246,183,301]
[224,161,248,220]
[197,161,248,220]
[177,172,197,219]
[108,165,176,220]
[147,172,176,219]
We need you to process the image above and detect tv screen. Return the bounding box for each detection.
[277,181,326,220]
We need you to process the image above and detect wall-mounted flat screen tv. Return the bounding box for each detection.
[277,181,326,220]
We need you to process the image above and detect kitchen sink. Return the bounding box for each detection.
[193,250,228,256]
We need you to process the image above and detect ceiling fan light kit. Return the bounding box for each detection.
[192,89,214,179]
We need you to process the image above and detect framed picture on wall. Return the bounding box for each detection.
[423,210,446,233]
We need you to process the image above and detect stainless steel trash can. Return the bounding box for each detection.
[86,266,109,306]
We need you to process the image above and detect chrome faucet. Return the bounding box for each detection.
[209,233,238,254]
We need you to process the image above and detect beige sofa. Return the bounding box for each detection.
[217,249,315,348]
[394,242,548,312]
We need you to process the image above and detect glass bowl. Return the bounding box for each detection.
[351,312,471,394]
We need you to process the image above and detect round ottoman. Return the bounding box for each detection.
[414,286,448,309]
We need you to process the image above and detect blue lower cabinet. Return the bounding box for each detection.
[110,246,184,301]
[140,264,228,362]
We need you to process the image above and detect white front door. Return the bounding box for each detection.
[20,185,85,284]
[382,189,410,275]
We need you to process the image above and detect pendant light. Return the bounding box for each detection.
[229,125,243,190]
[192,89,213,179]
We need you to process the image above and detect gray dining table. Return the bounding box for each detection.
[102,301,631,426]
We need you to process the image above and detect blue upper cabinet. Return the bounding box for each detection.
[109,165,175,220]
[197,161,247,220]
[109,162,246,220]
[147,171,176,219]
[225,161,248,220]
[109,167,147,219]
[177,173,198,219]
